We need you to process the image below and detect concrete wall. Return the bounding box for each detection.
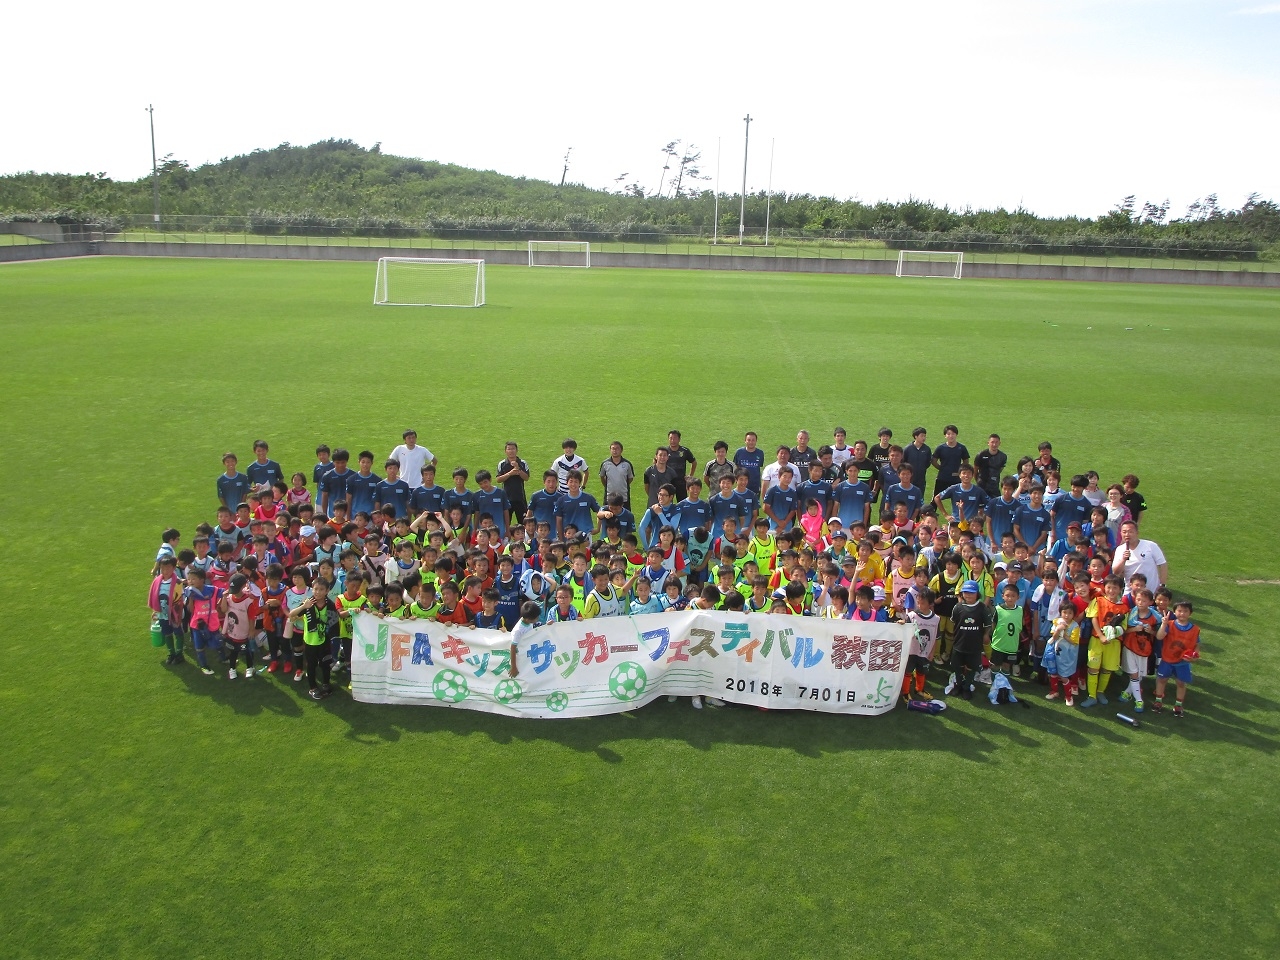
[0,222,67,242]
[7,239,1279,288]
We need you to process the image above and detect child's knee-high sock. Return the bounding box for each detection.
[915,672,926,693]
[1128,677,1143,701]
[903,673,914,698]
[1087,671,1099,697]
[1097,670,1111,697]
[1049,675,1060,694]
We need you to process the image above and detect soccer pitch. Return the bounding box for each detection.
[2,256,1278,959]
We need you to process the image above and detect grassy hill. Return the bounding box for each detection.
[2,139,1277,257]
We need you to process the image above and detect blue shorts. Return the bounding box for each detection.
[1157,660,1193,684]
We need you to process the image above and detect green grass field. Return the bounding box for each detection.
[3,257,1279,959]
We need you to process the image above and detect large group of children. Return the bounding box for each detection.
[147,426,1203,716]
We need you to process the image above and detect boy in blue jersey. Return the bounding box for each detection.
[833,461,874,529]
[527,470,561,529]
[473,469,512,538]
[1014,485,1053,559]
[443,468,476,533]
[733,470,759,522]
[246,440,284,495]
[677,478,712,537]
[985,475,1021,546]
[554,470,600,541]
[638,483,682,548]
[882,464,923,521]
[411,464,447,515]
[374,460,411,521]
[313,444,333,497]
[597,494,636,539]
[1050,474,1094,546]
[733,431,765,495]
[709,474,747,542]
[934,463,989,530]
[344,451,382,518]
[319,449,354,517]
[217,453,252,511]
[763,467,799,531]
[798,462,834,519]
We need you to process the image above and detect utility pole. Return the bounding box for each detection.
[559,147,572,188]
[712,136,721,245]
[146,104,160,224]
[738,114,751,245]
[764,138,775,246]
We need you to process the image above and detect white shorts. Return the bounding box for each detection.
[1121,648,1147,676]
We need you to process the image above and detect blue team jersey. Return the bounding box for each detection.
[833,480,873,528]
[797,479,833,515]
[763,485,799,524]
[313,461,333,491]
[410,483,447,515]
[320,467,354,511]
[933,444,969,484]
[345,472,383,516]
[986,495,1020,543]
[1053,493,1093,540]
[374,479,412,519]
[709,493,746,539]
[630,596,666,615]
[677,498,712,533]
[876,464,901,501]
[884,483,923,518]
[555,491,600,535]
[735,488,760,521]
[246,459,283,491]
[1014,505,1053,547]
[527,489,561,527]
[611,508,637,538]
[493,575,522,623]
[638,503,682,547]
[733,447,765,493]
[941,483,989,521]
[217,472,252,509]
[442,487,476,524]
[474,487,512,534]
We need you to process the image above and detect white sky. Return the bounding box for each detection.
[3,0,1277,219]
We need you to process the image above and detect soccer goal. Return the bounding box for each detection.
[373,257,485,306]
[528,240,591,268]
[896,250,964,279]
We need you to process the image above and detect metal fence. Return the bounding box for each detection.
[5,215,1276,273]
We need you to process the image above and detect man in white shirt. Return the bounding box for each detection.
[389,430,434,489]
[761,446,793,495]
[1111,520,1168,588]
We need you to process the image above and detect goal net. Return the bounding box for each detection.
[896,250,964,279]
[528,240,591,268]
[373,257,485,306]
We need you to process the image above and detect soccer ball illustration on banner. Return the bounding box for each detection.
[432,669,470,703]
[546,691,570,712]
[608,661,648,702]
[492,677,523,705]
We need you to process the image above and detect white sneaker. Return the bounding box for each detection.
[691,696,703,709]
[228,668,237,679]
[706,697,726,707]
[667,695,678,702]
[244,667,254,678]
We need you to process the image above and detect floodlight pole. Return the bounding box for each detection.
[764,138,775,246]
[146,104,160,224]
[712,137,721,245]
[738,114,751,245]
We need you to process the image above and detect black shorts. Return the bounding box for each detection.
[907,654,931,674]
[990,648,1019,666]
[950,648,982,672]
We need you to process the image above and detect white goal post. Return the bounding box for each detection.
[528,240,591,268]
[373,257,485,306]
[896,250,964,279]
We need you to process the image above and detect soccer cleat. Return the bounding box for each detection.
[294,669,304,682]
[1065,694,1075,707]
[321,683,332,696]
[915,690,933,702]
[1079,697,1097,708]
[1173,705,1184,718]
[667,695,678,703]
[201,667,215,676]
[308,688,324,701]
[1118,691,1133,703]
[1012,665,1021,678]
[706,697,726,707]
[1045,691,1060,701]
[1134,700,1144,713]
[244,667,255,679]
[1097,694,1109,706]
[267,660,279,674]
[1151,701,1164,713]
[228,668,238,680]
[690,696,703,709]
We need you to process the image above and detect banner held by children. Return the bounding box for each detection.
[352,611,911,717]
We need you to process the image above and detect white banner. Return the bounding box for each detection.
[352,611,911,718]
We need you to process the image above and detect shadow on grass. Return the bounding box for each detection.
[160,657,1279,760]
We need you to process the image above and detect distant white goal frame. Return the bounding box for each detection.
[528,240,591,268]
[896,250,964,279]
[373,257,486,307]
